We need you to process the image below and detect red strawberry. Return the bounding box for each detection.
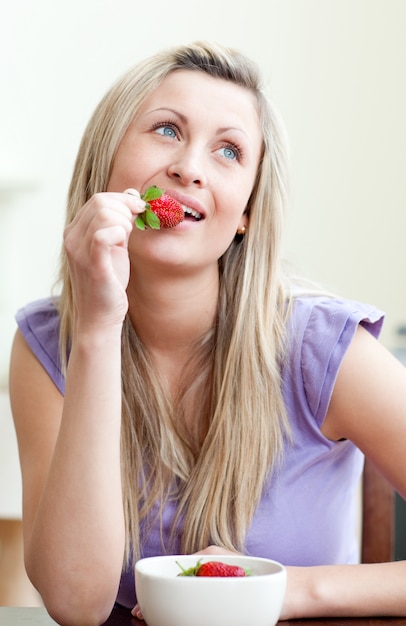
[135,186,184,230]
[149,194,184,228]
[177,559,249,577]
[196,561,247,577]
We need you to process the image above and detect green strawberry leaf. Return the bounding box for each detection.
[135,215,146,230]
[176,559,202,576]
[142,185,164,202]
[135,185,164,230]
[144,208,161,229]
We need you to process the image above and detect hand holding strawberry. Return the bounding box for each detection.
[135,186,184,230]
[177,559,250,577]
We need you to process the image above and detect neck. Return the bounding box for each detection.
[127,264,219,356]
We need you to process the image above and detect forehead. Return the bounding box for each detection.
[139,69,262,135]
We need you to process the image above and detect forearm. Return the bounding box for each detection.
[27,328,125,621]
[282,561,406,619]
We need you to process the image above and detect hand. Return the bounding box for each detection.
[193,545,241,557]
[131,604,144,620]
[63,190,145,331]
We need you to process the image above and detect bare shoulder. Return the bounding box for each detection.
[9,329,63,432]
[9,330,63,531]
[323,325,406,496]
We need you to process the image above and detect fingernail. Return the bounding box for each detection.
[124,188,141,198]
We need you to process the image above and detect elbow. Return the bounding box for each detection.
[43,597,114,626]
[27,569,116,626]
[25,553,119,625]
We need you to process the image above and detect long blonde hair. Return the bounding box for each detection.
[58,41,292,564]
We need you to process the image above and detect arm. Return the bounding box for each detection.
[282,561,406,619]
[10,326,124,625]
[324,324,406,498]
[10,192,146,626]
[281,325,406,619]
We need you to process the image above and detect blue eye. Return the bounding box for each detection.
[218,145,238,160]
[155,124,177,138]
[225,147,236,159]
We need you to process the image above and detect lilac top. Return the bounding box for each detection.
[16,295,384,608]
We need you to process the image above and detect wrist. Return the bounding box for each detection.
[71,322,123,350]
[67,324,123,377]
[282,565,343,619]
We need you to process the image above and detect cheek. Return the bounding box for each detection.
[222,168,257,213]
[106,157,130,192]
[217,187,249,224]
[211,209,244,254]
[106,142,146,192]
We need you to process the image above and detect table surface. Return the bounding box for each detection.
[1,607,406,625]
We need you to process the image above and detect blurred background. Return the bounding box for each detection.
[0,0,405,606]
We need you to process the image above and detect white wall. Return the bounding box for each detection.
[1,0,405,386]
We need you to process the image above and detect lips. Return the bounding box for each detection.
[165,190,205,221]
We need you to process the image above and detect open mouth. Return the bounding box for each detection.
[183,205,203,221]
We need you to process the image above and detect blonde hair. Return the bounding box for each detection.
[58,41,292,564]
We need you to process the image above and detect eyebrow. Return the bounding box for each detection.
[146,107,250,139]
[147,107,187,122]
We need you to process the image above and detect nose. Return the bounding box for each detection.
[167,148,206,187]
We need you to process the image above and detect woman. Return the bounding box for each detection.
[9,41,406,625]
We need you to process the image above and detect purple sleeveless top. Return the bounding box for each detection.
[16,295,384,608]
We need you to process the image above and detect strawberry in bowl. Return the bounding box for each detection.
[135,554,286,626]
[177,558,250,577]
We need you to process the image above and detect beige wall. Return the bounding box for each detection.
[1,0,405,387]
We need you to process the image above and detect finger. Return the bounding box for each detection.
[92,224,131,250]
[65,194,129,241]
[123,188,146,216]
[67,194,137,244]
[123,188,141,199]
[131,604,144,620]
[65,206,132,260]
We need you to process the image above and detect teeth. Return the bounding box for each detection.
[182,205,202,220]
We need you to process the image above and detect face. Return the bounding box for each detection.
[107,69,263,272]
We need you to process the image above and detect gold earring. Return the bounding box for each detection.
[237,225,246,236]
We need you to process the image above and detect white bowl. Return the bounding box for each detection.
[135,554,287,626]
